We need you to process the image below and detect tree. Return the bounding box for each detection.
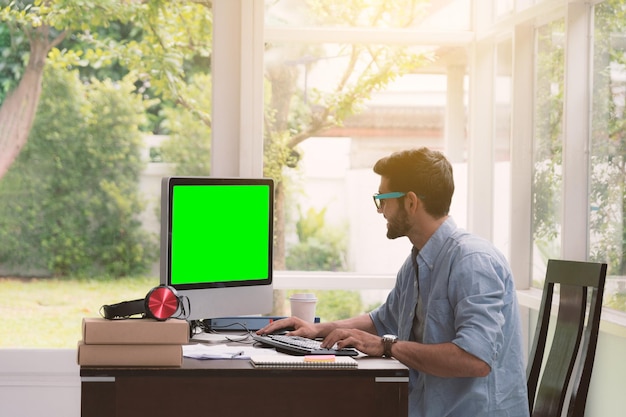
[0,13,29,103]
[158,73,212,175]
[0,0,129,178]
[0,0,212,179]
[0,67,156,277]
[0,5,61,178]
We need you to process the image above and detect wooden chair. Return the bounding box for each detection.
[527,259,607,417]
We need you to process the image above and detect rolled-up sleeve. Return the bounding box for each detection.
[448,253,507,366]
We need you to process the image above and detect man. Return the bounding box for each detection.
[258,148,529,417]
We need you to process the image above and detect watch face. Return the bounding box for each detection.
[382,334,397,357]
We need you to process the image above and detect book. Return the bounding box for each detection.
[77,341,182,367]
[250,355,358,368]
[82,317,189,345]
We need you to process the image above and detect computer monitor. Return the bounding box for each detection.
[159,176,274,321]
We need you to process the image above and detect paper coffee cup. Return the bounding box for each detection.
[289,293,318,322]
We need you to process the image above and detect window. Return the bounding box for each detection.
[264,1,471,279]
[531,19,565,287]
[590,1,626,311]
[262,0,472,314]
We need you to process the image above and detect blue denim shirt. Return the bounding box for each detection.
[370,218,529,417]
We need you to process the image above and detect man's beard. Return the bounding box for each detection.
[386,207,410,239]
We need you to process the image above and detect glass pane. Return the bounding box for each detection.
[532,20,565,288]
[590,2,626,311]
[266,43,462,275]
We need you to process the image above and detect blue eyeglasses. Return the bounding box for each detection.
[373,192,406,210]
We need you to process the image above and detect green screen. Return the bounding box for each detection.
[169,184,271,286]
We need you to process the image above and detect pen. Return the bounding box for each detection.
[230,351,245,358]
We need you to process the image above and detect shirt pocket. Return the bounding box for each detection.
[425,299,456,342]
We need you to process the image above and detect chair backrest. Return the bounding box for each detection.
[527,259,607,417]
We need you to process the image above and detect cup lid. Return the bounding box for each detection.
[290,293,317,300]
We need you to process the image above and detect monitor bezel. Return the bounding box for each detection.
[160,176,274,292]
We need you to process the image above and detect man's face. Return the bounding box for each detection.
[378,177,410,240]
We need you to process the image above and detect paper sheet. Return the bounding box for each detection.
[183,344,279,360]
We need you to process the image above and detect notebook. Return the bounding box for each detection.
[250,354,358,368]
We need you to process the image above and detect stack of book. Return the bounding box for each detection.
[77,317,189,367]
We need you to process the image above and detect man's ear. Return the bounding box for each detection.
[405,191,420,213]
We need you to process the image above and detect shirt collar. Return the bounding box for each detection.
[416,217,457,270]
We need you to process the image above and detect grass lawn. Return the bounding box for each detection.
[0,276,159,348]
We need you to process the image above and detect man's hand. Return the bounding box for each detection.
[256,313,384,356]
[256,316,320,339]
[320,328,385,357]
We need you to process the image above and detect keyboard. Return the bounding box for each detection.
[253,334,359,356]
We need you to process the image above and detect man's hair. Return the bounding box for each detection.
[373,148,454,218]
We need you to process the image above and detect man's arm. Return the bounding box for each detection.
[390,340,491,378]
[322,327,490,378]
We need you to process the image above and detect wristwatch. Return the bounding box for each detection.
[382,334,398,357]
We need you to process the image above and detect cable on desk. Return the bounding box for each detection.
[190,319,255,343]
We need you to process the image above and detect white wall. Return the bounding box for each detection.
[0,349,80,417]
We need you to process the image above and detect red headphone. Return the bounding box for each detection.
[101,285,189,321]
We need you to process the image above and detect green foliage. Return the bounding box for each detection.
[60,20,143,83]
[588,0,626,276]
[286,206,347,272]
[95,0,213,132]
[159,73,212,175]
[295,206,328,243]
[159,108,212,175]
[315,290,362,321]
[606,291,626,312]
[0,67,157,277]
[282,184,362,331]
[0,20,29,104]
[1,0,212,133]
[287,238,345,271]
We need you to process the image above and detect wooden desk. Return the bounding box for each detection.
[81,356,409,417]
